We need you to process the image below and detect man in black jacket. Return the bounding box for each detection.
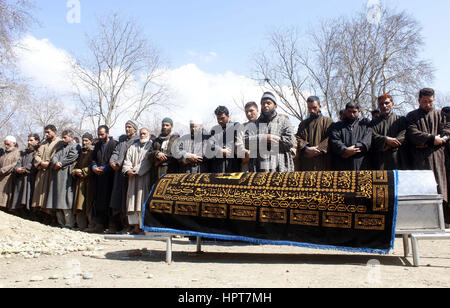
[88,125,118,234]
[330,103,372,171]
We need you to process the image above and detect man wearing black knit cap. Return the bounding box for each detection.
[247,92,295,172]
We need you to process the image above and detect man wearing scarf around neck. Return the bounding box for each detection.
[295,96,334,171]
[0,136,20,209]
[248,92,295,172]
[330,102,372,171]
[150,118,180,185]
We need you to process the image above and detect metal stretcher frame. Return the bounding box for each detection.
[105,194,450,266]
[396,195,450,266]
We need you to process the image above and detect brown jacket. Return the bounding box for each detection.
[0,148,20,208]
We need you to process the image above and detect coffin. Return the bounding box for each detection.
[396,170,444,233]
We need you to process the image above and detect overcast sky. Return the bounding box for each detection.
[15,0,450,136]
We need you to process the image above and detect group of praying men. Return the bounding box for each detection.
[0,88,449,234]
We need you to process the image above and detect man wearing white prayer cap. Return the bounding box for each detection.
[175,118,210,174]
[5,136,17,145]
[0,136,20,208]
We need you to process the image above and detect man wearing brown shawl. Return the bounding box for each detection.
[295,96,334,171]
[72,133,94,230]
[32,125,64,213]
[406,88,450,224]
[371,94,409,170]
[0,136,20,209]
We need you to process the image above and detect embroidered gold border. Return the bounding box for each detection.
[355,214,385,230]
[174,201,200,217]
[373,185,389,212]
[290,210,320,227]
[322,212,352,229]
[229,206,257,222]
[260,208,287,224]
[202,203,227,219]
[149,200,173,214]
[374,171,389,183]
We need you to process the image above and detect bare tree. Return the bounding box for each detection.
[310,7,434,118]
[436,92,450,110]
[72,13,169,130]
[0,0,35,88]
[29,92,82,134]
[253,27,310,121]
[0,0,36,147]
[255,6,434,121]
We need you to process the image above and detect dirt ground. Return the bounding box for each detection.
[1,211,450,288]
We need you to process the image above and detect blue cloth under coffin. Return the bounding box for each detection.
[143,171,399,254]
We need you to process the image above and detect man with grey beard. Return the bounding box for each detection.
[0,136,20,209]
[176,118,210,174]
[123,127,153,235]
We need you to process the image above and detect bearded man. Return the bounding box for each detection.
[0,136,20,209]
[72,133,95,230]
[406,88,450,224]
[46,130,80,228]
[109,120,139,233]
[247,92,295,172]
[32,125,64,211]
[371,94,408,170]
[295,96,334,171]
[89,125,118,234]
[123,127,153,235]
[150,118,180,185]
[176,118,210,174]
[330,103,372,171]
[10,134,40,213]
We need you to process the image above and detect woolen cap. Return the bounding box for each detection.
[126,120,139,131]
[82,133,94,141]
[261,92,277,105]
[162,117,174,126]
